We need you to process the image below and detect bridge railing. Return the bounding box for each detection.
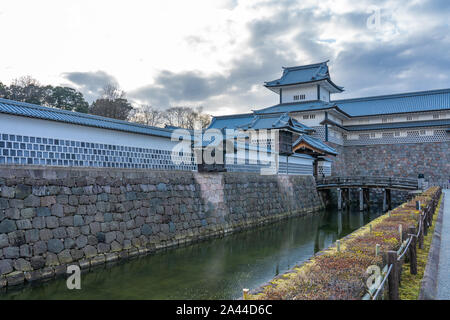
[316,176,418,189]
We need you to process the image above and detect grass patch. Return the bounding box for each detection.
[399,194,443,300]
[248,187,442,300]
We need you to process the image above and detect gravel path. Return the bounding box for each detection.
[437,189,450,299]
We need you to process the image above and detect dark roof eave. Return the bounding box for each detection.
[247,126,306,134]
[264,78,344,92]
[341,108,449,118]
[320,119,348,131]
[254,104,352,118]
[0,98,181,140]
[345,120,450,131]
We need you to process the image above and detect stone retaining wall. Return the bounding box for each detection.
[329,141,450,186]
[0,166,323,288]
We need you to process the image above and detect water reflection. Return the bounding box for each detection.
[1,205,383,300]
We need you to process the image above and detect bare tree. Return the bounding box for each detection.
[11,75,41,87]
[162,106,211,130]
[101,83,125,100]
[163,107,191,128]
[129,104,164,127]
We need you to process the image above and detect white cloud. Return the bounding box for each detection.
[1,0,449,116]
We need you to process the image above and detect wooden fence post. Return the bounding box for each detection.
[408,226,417,275]
[423,212,428,236]
[428,206,433,227]
[387,251,399,300]
[243,288,249,300]
[418,217,424,250]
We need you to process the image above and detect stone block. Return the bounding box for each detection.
[9,199,24,209]
[0,219,17,233]
[73,215,84,227]
[5,208,20,219]
[13,258,32,272]
[1,186,15,198]
[70,249,84,261]
[0,259,13,275]
[45,253,60,267]
[52,227,67,239]
[19,244,32,258]
[25,229,40,243]
[0,234,9,248]
[36,207,51,217]
[47,239,64,254]
[8,230,26,246]
[76,235,88,249]
[32,216,46,229]
[16,219,32,230]
[3,246,20,259]
[15,184,32,200]
[40,196,56,207]
[57,250,73,264]
[97,243,110,253]
[141,224,153,236]
[60,216,74,227]
[83,245,97,259]
[39,229,53,241]
[51,204,64,217]
[30,256,46,270]
[64,238,76,250]
[20,207,35,219]
[56,195,69,205]
[105,231,116,244]
[6,271,24,286]
[33,241,47,255]
[0,198,8,210]
[24,194,40,207]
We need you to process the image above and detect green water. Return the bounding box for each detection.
[1,206,383,300]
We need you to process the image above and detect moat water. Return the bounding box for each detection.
[1,205,385,300]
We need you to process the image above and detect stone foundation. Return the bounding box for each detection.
[0,166,323,288]
[328,141,450,187]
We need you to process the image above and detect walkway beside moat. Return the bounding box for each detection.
[436,189,450,299]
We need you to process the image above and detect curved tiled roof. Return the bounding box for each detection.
[0,97,177,139]
[253,101,350,116]
[293,134,338,155]
[208,113,313,134]
[333,88,450,116]
[264,61,344,92]
[253,88,450,117]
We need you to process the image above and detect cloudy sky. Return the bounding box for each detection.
[1,0,450,116]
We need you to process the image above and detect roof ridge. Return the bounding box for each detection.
[257,100,331,109]
[212,112,254,119]
[332,88,450,103]
[0,97,173,133]
[282,61,329,71]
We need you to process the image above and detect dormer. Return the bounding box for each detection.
[264,61,344,104]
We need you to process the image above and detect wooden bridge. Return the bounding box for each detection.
[316,176,420,211]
